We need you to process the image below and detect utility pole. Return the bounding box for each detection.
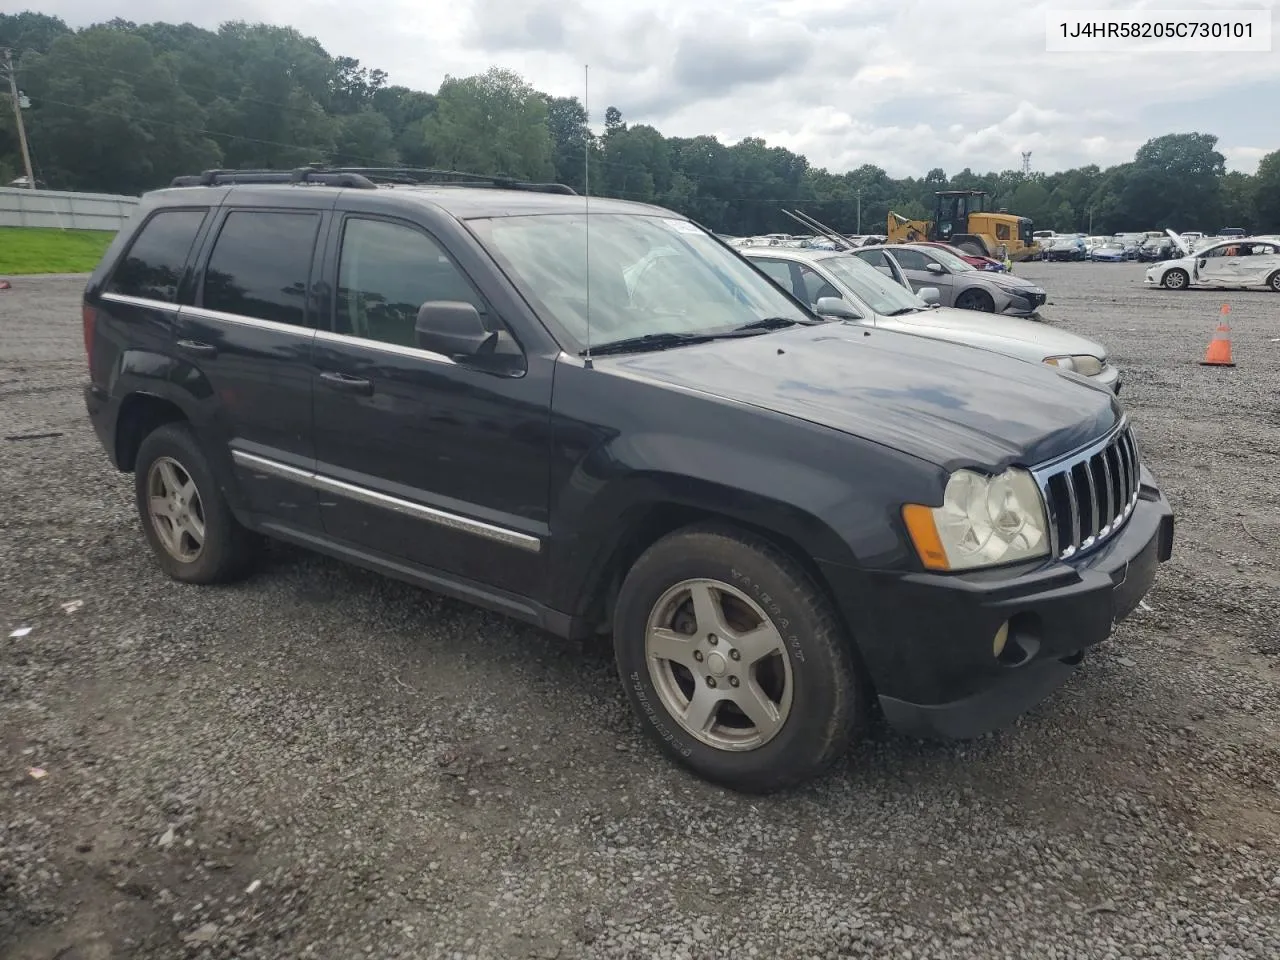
[3,48,36,189]
[856,188,861,234]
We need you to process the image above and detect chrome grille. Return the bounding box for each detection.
[1033,422,1140,560]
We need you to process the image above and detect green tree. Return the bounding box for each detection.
[415,67,554,179]
[1251,150,1280,232]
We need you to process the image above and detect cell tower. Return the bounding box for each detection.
[1022,151,1032,176]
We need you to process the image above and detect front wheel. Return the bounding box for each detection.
[1268,270,1280,292]
[1163,268,1189,290]
[955,288,996,312]
[613,524,866,793]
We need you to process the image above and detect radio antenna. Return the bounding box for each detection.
[582,63,593,369]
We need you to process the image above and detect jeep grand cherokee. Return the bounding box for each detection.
[81,167,1175,793]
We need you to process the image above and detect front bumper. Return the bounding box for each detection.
[820,474,1174,740]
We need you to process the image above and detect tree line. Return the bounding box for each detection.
[2,12,1277,237]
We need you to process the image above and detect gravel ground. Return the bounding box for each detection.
[2,264,1278,960]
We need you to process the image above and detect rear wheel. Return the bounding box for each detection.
[956,241,984,257]
[133,423,257,583]
[955,288,995,312]
[1163,268,1189,290]
[613,524,866,793]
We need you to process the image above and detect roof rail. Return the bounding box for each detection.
[329,167,578,195]
[169,167,378,189]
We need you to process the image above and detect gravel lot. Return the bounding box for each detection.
[2,263,1278,960]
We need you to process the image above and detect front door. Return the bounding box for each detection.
[889,248,955,301]
[1194,244,1235,285]
[309,213,552,600]
[177,202,326,530]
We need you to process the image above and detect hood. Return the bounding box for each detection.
[885,307,1108,361]
[1165,228,1191,256]
[601,323,1120,470]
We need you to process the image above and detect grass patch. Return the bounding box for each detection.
[0,227,116,275]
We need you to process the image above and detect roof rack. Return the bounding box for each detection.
[168,166,577,196]
[169,167,378,189]
[331,167,577,195]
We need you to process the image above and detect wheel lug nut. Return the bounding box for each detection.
[708,634,718,645]
[693,651,704,662]
[729,649,740,661]
[729,676,740,687]
[706,677,717,688]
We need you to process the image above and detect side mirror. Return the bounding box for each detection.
[925,262,945,275]
[814,296,860,320]
[415,301,498,358]
[918,286,942,306]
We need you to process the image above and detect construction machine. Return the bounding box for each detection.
[887,190,1041,262]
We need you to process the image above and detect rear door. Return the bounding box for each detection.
[177,199,329,531]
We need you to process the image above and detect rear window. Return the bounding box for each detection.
[107,208,208,303]
[201,211,321,327]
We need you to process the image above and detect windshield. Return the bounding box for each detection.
[920,245,974,273]
[469,213,811,349]
[818,254,925,315]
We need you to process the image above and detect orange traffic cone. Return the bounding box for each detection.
[1200,304,1235,367]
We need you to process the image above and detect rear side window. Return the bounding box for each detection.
[107,208,208,303]
[202,211,321,327]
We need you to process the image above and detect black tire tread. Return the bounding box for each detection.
[133,423,258,585]
[616,521,865,793]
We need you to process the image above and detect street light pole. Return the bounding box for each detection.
[3,48,36,190]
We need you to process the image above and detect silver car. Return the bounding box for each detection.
[853,244,1048,316]
[742,246,1120,393]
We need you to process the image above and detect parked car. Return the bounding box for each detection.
[1138,236,1177,262]
[81,167,1174,793]
[1217,227,1246,239]
[740,246,1119,392]
[854,243,1047,315]
[1090,241,1128,262]
[1147,232,1280,291]
[1043,236,1087,261]
[913,240,1007,271]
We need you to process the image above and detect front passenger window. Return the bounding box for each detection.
[336,218,493,347]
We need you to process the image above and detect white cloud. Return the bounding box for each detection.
[35,0,1279,175]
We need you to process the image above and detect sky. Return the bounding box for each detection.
[31,0,1280,177]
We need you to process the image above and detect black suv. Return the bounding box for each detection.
[82,167,1175,793]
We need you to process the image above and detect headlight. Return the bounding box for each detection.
[902,468,1050,571]
[1028,286,1045,295]
[1044,355,1104,377]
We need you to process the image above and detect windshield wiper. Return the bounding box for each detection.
[583,332,719,357]
[583,318,804,357]
[885,306,923,316]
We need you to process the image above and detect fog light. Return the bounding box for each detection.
[993,621,1010,658]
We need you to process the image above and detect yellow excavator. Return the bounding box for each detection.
[888,190,1041,262]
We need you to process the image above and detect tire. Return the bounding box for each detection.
[954,288,996,312]
[133,422,257,584]
[1162,268,1189,290]
[1268,270,1280,292]
[613,523,866,793]
[956,241,984,257]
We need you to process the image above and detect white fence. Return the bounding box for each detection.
[0,187,139,232]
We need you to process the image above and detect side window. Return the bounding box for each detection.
[995,223,1011,241]
[891,249,932,271]
[107,209,208,303]
[335,218,490,347]
[202,210,321,327]
[854,250,885,268]
[795,265,841,305]
[1201,246,1228,258]
[752,258,797,296]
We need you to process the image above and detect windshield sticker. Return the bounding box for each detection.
[662,218,704,235]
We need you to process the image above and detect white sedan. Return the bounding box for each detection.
[1146,231,1280,292]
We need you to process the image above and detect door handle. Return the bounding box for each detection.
[176,339,217,358]
[318,371,373,395]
